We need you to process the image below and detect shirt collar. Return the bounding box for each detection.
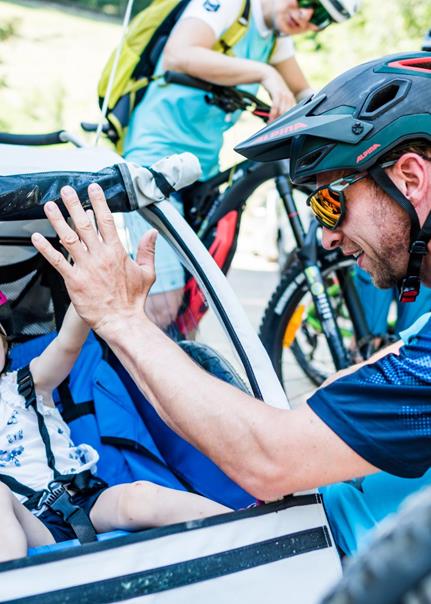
[252,0,273,38]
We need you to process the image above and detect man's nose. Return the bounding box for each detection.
[321,228,343,250]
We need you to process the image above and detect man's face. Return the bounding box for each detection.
[319,171,411,288]
[270,0,315,35]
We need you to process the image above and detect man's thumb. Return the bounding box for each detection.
[136,229,157,269]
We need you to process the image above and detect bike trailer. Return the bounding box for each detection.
[0,146,341,603]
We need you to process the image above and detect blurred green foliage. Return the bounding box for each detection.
[1,0,430,134]
[295,0,431,87]
[50,0,151,16]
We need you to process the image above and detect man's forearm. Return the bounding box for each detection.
[100,316,284,497]
[164,46,269,87]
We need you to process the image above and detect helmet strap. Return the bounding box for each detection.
[369,164,431,303]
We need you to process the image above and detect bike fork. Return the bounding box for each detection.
[297,221,351,371]
[275,165,351,370]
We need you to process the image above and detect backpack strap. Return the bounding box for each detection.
[213,0,251,55]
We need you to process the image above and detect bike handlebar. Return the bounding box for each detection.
[0,130,69,146]
[164,71,214,93]
[164,71,271,120]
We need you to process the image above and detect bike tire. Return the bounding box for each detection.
[259,250,361,388]
[322,487,431,604]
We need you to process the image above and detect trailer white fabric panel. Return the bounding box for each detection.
[1,497,341,603]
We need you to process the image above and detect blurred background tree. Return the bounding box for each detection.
[0,0,430,135]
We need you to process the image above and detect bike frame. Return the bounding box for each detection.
[185,156,370,371]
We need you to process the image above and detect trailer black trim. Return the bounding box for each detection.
[0,495,321,572]
[7,525,332,604]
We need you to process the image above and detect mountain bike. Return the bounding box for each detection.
[0,73,381,397]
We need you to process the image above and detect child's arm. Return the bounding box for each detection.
[29,304,90,397]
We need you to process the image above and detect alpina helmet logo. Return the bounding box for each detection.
[356,143,381,163]
[254,122,307,144]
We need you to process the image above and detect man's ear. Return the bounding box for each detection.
[392,153,431,225]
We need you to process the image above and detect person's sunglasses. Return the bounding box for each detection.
[306,171,368,230]
[306,161,396,230]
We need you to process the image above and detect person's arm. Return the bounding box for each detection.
[274,55,313,102]
[29,303,90,398]
[31,184,378,499]
[163,18,293,120]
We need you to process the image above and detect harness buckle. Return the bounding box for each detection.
[35,481,66,511]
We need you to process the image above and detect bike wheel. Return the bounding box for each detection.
[259,251,369,392]
[322,487,431,604]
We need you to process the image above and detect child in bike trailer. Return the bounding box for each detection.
[0,304,230,563]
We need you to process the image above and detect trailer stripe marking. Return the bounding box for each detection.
[7,526,332,603]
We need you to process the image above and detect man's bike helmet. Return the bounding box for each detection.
[236,52,431,302]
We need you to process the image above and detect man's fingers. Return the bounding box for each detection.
[60,186,100,251]
[31,232,73,280]
[87,183,120,244]
[43,201,87,261]
[136,229,158,273]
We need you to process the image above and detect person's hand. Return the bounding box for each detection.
[260,65,295,121]
[31,184,158,335]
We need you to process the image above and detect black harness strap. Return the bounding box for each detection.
[0,367,100,543]
[17,367,60,480]
[57,378,95,423]
[0,473,42,510]
[370,164,431,303]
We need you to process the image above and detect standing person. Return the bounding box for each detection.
[121,0,358,328]
[31,51,431,555]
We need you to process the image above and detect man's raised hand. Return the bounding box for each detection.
[31,184,158,334]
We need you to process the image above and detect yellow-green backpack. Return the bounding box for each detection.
[98,0,251,151]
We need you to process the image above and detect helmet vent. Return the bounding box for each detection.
[388,57,431,73]
[359,79,411,119]
[296,144,333,171]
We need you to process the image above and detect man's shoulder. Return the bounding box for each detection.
[400,312,431,346]
[180,0,245,34]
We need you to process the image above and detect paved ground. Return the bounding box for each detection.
[227,260,316,408]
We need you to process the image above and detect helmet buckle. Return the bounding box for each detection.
[399,275,421,303]
[409,240,428,256]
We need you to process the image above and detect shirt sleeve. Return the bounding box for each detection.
[399,312,431,345]
[307,317,431,478]
[179,0,244,38]
[270,36,295,65]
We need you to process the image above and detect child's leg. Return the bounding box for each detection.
[0,483,55,562]
[90,481,231,533]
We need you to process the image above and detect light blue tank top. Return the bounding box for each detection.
[123,14,275,179]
